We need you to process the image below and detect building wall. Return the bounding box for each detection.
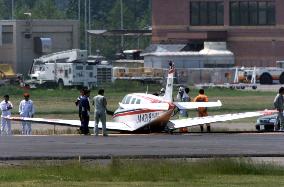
[0,20,79,75]
[152,0,284,67]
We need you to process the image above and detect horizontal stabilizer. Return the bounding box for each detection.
[174,100,222,110]
[119,103,169,110]
[170,110,277,129]
[5,117,134,131]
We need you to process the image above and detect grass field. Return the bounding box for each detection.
[0,158,284,186]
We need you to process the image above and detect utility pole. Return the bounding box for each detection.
[88,0,92,55]
[11,0,14,19]
[84,0,87,50]
[120,0,124,49]
[78,0,81,20]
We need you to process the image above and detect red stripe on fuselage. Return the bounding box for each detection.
[113,109,163,118]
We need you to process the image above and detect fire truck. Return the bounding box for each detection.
[26,49,112,88]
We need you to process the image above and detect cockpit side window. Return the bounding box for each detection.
[136,99,141,104]
[131,98,136,104]
[125,96,132,104]
[122,96,127,104]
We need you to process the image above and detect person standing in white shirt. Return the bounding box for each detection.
[0,95,13,135]
[93,89,107,136]
[19,93,35,135]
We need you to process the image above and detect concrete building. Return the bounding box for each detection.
[152,0,284,67]
[0,20,79,74]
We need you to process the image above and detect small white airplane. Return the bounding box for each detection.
[7,63,275,133]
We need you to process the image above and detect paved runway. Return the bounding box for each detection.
[1,133,284,160]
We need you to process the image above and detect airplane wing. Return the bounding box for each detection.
[6,117,134,131]
[119,103,169,110]
[169,110,277,129]
[174,100,222,109]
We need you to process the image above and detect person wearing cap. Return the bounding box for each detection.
[19,93,35,135]
[0,95,13,135]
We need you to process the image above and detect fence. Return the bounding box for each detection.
[174,68,236,85]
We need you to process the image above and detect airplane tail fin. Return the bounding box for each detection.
[162,62,175,102]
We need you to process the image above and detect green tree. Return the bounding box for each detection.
[65,0,78,19]
[15,0,37,8]
[107,0,135,29]
[14,2,31,19]
[0,0,7,19]
[31,0,65,19]
[0,0,13,19]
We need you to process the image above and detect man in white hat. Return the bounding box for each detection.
[19,93,35,135]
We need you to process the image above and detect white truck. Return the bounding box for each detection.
[27,49,112,88]
[238,61,284,85]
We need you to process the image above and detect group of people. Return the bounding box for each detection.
[0,86,211,135]
[0,93,35,135]
[176,86,210,132]
[76,88,108,136]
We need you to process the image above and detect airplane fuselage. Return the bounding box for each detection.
[113,93,175,132]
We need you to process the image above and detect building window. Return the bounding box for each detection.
[190,1,224,26]
[1,25,13,44]
[230,1,275,26]
[2,33,13,44]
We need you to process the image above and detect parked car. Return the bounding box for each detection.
[256,114,277,131]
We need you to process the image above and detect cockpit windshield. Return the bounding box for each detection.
[125,96,132,104]
[121,95,142,104]
[122,95,132,104]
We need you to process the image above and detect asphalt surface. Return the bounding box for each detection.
[1,133,284,160]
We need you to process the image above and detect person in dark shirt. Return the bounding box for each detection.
[79,89,90,135]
